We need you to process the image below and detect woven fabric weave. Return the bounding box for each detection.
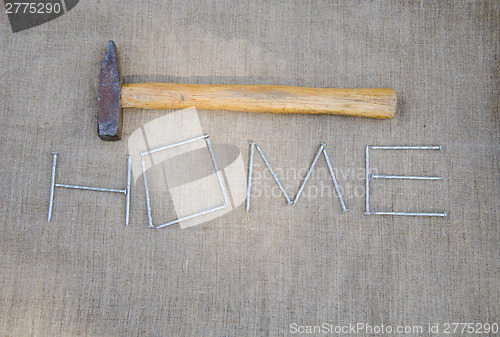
[0,1,498,335]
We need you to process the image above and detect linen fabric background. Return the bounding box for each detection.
[0,1,498,336]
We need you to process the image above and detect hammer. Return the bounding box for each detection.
[98,41,396,141]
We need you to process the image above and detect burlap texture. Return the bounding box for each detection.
[0,1,498,336]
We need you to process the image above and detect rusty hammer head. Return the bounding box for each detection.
[97,41,122,141]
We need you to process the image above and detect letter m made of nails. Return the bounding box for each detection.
[245,143,348,213]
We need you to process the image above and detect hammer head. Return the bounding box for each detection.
[98,41,122,141]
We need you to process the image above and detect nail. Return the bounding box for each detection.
[156,205,226,229]
[141,156,154,228]
[205,137,229,207]
[371,174,442,180]
[254,144,292,204]
[141,134,208,156]
[369,146,442,150]
[322,146,348,212]
[125,156,131,227]
[293,144,324,205]
[246,143,255,213]
[365,146,370,215]
[372,211,447,217]
[54,184,125,193]
[47,152,58,222]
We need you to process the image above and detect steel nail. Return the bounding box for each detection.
[205,137,229,207]
[322,146,348,212]
[292,144,324,205]
[254,144,292,204]
[372,211,447,217]
[125,156,131,227]
[365,145,370,215]
[47,152,58,222]
[371,174,442,180]
[246,143,255,213]
[141,156,154,228]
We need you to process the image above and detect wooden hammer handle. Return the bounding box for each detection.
[121,83,396,119]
